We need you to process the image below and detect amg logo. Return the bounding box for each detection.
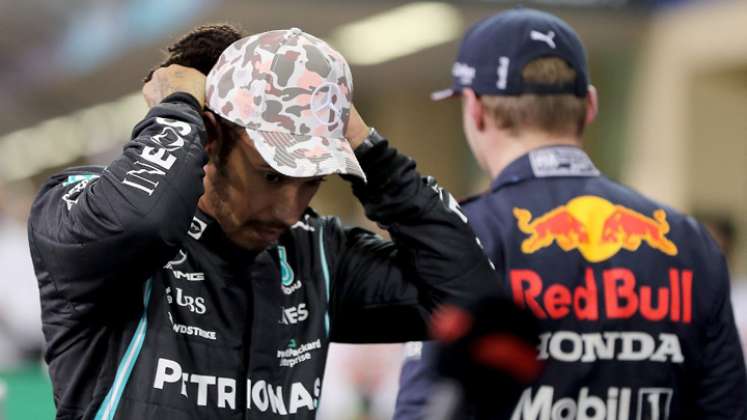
[173,271,205,282]
[165,250,205,281]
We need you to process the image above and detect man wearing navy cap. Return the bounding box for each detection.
[395,8,747,420]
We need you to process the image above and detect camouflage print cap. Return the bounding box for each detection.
[205,28,366,181]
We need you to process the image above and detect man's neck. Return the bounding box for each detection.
[482,130,581,179]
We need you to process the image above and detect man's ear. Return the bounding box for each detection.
[462,88,485,131]
[585,85,598,126]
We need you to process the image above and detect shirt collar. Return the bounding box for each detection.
[190,208,261,262]
[490,145,600,192]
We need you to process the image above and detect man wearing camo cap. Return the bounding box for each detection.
[29,25,497,419]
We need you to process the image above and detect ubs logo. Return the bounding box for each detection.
[166,287,206,314]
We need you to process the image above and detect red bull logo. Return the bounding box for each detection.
[514,196,678,262]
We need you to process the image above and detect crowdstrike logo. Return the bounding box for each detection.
[172,323,216,340]
[153,358,321,414]
[167,312,216,340]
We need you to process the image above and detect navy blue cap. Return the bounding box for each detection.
[432,8,590,101]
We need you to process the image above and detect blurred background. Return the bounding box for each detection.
[0,0,745,418]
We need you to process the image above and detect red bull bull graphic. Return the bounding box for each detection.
[514,196,678,262]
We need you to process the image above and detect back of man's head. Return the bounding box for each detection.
[433,8,591,137]
[145,24,245,83]
[145,24,248,170]
[483,57,586,137]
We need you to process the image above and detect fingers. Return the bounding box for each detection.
[345,104,370,149]
[142,80,159,109]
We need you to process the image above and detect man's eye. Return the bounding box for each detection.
[264,172,283,184]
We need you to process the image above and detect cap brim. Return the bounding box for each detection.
[430,88,461,101]
[246,128,367,183]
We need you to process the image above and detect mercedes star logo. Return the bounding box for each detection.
[310,82,343,126]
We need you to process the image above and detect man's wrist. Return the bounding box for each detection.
[353,127,384,157]
[161,92,202,110]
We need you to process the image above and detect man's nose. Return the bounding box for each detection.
[271,184,303,227]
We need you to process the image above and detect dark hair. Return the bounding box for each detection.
[145,24,246,170]
[144,23,245,82]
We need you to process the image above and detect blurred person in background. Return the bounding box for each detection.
[0,183,43,370]
[27,23,496,420]
[395,7,747,420]
[318,342,402,420]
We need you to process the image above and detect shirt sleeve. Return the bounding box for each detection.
[27,93,208,314]
[324,133,500,343]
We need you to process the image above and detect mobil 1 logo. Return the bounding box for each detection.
[511,385,674,420]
